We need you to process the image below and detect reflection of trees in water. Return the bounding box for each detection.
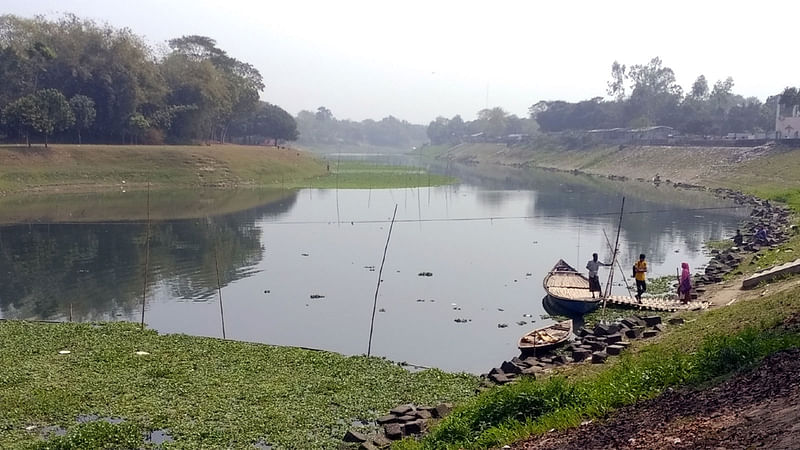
[0,192,298,320]
[436,162,747,265]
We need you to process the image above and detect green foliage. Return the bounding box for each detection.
[0,15,295,145]
[646,275,675,295]
[296,161,456,189]
[0,321,479,448]
[530,56,773,135]
[33,421,143,450]
[68,95,95,144]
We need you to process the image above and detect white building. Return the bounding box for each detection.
[776,102,800,139]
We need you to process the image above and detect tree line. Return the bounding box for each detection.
[532,57,782,135]
[426,107,539,145]
[295,106,427,149]
[429,57,800,143]
[0,14,298,146]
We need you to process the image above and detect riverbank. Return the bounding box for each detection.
[0,321,479,449]
[394,279,800,449]
[0,145,455,197]
[0,144,328,195]
[434,141,800,208]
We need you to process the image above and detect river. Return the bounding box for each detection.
[0,165,749,373]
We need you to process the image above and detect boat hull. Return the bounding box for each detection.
[546,294,600,314]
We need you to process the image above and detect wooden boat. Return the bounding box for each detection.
[543,259,600,314]
[518,319,573,353]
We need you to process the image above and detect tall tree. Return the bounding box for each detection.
[69,94,95,144]
[31,89,75,147]
[607,61,627,101]
[1,94,38,146]
[690,75,709,100]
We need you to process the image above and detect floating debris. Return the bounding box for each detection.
[418,272,433,277]
[310,294,325,299]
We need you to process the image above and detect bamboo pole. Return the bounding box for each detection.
[367,204,398,357]
[602,197,625,320]
[140,181,151,330]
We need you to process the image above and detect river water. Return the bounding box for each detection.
[0,165,749,373]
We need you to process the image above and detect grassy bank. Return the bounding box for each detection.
[0,322,479,449]
[297,161,456,189]
[396,284,800,449]
[0,144,328,194]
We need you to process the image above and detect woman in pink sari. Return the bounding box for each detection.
[678,262,692,304]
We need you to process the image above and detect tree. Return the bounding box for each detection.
[31,89,75,147]
[690,75,709,100]
[315,106,333,121]
[126,113,149,144]
[427,116,450,145]
[476,107,509,137]
[249,103,298,145]
[1,95,38,146]
[69,94,95,144]
[607,61,626,100]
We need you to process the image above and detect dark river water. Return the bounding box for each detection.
[0,165,749,373]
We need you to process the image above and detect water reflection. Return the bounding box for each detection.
[0,191,297,320]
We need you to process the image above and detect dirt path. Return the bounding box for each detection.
[513,347,800,450]
[703,276,800,308]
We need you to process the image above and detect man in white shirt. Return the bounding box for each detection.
[586,253,611,299]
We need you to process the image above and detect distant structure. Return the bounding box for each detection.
[584,126,674,142]
[776,98,800,139]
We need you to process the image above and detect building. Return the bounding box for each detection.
[776,103,800,139]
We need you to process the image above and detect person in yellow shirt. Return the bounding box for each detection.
[633,253,647,302]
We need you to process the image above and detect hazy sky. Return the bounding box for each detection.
[4,0,800,123]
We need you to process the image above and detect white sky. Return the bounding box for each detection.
[4,0,800,123]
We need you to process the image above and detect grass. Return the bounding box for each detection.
[0,145,453,196]
[394,283,800,449]
[0,322,480,449]
[0,144,327,194]
[292,161,456,189]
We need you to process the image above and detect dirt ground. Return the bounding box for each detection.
[513,346,800,450]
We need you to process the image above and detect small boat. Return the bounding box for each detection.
[543,259,601,314]
[518,319,572,353]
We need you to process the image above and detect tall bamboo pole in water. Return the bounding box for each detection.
[213,234,226,340]
[602,197,625,320]
[367,204,398,357]
[140,181,151,330]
